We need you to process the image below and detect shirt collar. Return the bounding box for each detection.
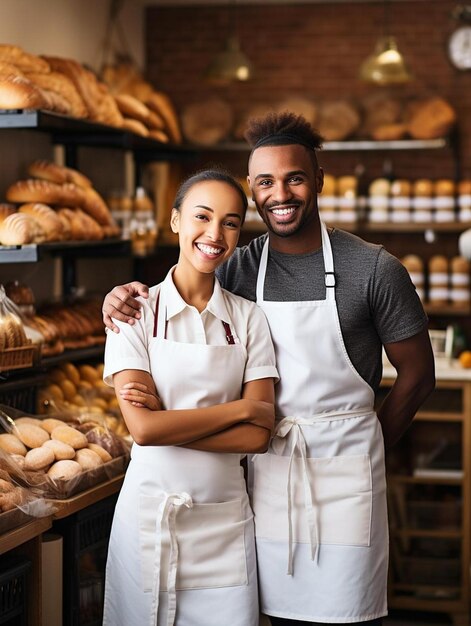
[161,266,232,324]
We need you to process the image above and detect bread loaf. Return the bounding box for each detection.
[42,439,76,460]
[28,160,92,189]
[26,71,88,118]
[146,91,182,143]
[371,123,407,141]
[51,425,88,449]
[15,423,50,448]
[0,212,43,245]
[148,128,170,143]
[115,93,151,124]
[75,447,104,470]
[0,44,50,74]
[0,433,27,456]
[18,203,64,241]
[182,98,233,145]
[41,418,67,434]
[408,97,456,140]
[14,417,44,428]
[88,443,112,463]
[80,187,115,226]
[6,179,86,207]
[122,117,149,137]
[0,74,46,110]
[317,100,360,141]
[47,459,82,480]
[0,62,25,79]
[24,446,55,471]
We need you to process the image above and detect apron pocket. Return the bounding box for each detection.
[138,494,249,592]
[252,453,372,547]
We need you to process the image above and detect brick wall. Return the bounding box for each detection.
[145,1,471,182]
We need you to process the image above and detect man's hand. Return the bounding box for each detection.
[102,282,149,333]
[118,381,162,410]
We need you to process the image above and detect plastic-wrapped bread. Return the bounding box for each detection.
[450,256,470,305]
[51,425,88,450]
[47,459,82,480]
[0,433,27,456]
[15,423,50,448]
[428,255,449,304]
[24,447,55,471]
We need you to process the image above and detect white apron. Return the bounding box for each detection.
[103,288,259,626]
[252,222,388,623]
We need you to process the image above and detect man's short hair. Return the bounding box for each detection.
[244,111,323,154]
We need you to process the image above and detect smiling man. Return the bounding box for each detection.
[102,112,435,626]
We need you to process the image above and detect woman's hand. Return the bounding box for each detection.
[119,381,162,410]
[102,282,149,333]
[240,399,275,432]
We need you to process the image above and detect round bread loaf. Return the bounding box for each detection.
[42,439,76,460]
[0,433,27,456]
[47,459,82,480]
[24,446,55,471]
[369,179,391,197]
[390,180,412,197]
[41,418,67,434]
[51,425,88,449]
[10,453,26,469]
[429,255,449,273]
[74,448,104,470]
[458,180,471,195]
[15,423,50,448]
[182,98,233,146]
[413,179,433,197]
[451,256,470,273]
[434,179,455,196]
[88,443,112,463]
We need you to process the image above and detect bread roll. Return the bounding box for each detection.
[62,362,81,386]
[145,91,182,143]
[27,160,92,189]
[0,211,43,245]
[434,179,455,197]
[80,187,115,226]
[408,97,457,140]
[0,74,47,110]
[122,117,149,137]
[148,128,170,143]
[0,433,27,456]
[413,179,433,197]
[51,425,88,449]
[41,418,67,434]
[88,443,112,463]
[42,439,76,460]
[0,44,50,73]
[24,446,55,471]
[317,100,360,141]
[369,179,390,197]
[47,459,82,480]
[19,203,64,241]
[182,98,233,146]
[115,93,151,124]
[75,447,104,470]
[429,255,449,274]
[10,454,25,469]
[14,417,45,429]
[15,423,50,448]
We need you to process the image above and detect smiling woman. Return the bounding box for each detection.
[101,167,278,626]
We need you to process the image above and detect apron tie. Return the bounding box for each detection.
[151,492,194,626]
[274,417,319,575]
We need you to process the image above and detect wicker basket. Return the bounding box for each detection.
[0,344,36,372]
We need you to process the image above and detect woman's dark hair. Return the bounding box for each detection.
[173,168,248,223]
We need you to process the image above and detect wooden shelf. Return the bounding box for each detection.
[391,528,462,539]
[50,473,124,519]
[414,411,463,422]
[0,516,52,555]
[389,474,463,486]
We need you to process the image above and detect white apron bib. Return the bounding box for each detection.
[103,288,259,626]
[252,223,388,623]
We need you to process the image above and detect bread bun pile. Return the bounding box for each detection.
[36,299,104,350]
[0,160,120,245]
[0,472,26,512]
[37,361,129,440]
[0,416,118,484]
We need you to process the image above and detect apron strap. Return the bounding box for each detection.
[151,492,193,626]
[274,418,319,574]
[256,222,336,305]
[154,288,237,345]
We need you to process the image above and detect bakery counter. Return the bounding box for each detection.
[0,515,52,555]
[383,358,471,382]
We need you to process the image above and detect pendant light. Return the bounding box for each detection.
[204,1,253,84]
[359,0,413,85]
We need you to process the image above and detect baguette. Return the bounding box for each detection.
[115,93,151,124]
[0,44,50,74]
[80,187,115,226]
[27,71,88,118]
[122,117,149,137]
[28,160,92,189]
[146,91,182,143]
[6,179,86,207]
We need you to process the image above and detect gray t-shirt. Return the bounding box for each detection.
[216,228,428,392]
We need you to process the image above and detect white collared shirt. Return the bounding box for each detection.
[104,267,279,386]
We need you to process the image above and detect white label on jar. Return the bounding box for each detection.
[319,210,338,222]
[408,272,424,286]
[434,197,455,209]
[337,197,356,209]
[369,210,389,222]
[319,196,337,208]
[429,288,449,300]
[435,210,455,222]
[413,210,433,222]
[412,197,432,209]
[429,273,449,285]
[451,274,470,286]
[459,209,471,222]
[391,211,411,222]
[369,197,389,210]
[336,211,357,222]
[390,197,411,209]
[450,290,470,302]
[458,194,471,207]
